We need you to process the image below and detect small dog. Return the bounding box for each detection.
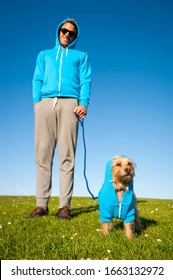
[98,156,142,239]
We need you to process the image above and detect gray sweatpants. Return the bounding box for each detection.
[34,97,79,208]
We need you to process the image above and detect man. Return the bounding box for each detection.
[28,18,92,219]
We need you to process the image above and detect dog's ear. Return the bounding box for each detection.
[131,161,137,168]
[112,156,120,167]
[112,155,119,161]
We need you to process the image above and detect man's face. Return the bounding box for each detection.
[59,22,77,48]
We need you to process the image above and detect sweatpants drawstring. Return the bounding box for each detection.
[53,97,58,109]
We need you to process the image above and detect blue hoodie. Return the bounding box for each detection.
[32,18,92,107]
[98,160,135,223]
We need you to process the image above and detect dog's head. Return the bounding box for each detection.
[111,156,135,187]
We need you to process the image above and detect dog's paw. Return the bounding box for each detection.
[126,231,135,240]
[101,222,111,235]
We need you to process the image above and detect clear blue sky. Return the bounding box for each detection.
[1,0,173,200]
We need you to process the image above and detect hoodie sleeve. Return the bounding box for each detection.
[98,185,113,223]
[32,51,45,104]
[79,53,92,107]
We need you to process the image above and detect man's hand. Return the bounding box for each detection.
[34,102,40,111]
[74,105,87,119]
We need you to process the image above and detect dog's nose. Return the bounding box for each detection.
[125,168,131,174]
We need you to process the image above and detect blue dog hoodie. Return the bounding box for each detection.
[98,159,135,223]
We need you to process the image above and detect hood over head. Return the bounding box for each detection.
[55,18,79,49]
[103,157,134,191]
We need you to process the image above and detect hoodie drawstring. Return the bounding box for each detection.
[66,47,68,57]
[56,46,69,61]
[56,46,60,61]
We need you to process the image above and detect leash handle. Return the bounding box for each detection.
[78,118,98,200]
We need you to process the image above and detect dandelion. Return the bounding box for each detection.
[96,228,100,232]
[145,234,148,237]
[3,212,6,215]
[72,233,78,237]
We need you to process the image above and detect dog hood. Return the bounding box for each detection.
[102,159,134,190]
[98,159,135,223]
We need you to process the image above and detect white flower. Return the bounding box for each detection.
[157,239,162,242]
[107,250,111,253]
[145,234,148,237]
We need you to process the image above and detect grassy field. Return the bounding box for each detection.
[0,196,172,260]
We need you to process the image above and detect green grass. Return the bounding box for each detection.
[0,196,173,260]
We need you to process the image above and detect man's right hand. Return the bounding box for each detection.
[34,102,40,111]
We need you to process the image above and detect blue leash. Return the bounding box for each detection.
[78,118,98,200]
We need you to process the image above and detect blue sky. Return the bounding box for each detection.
[1,0,173,200]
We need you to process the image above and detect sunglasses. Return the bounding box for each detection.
[60,28,77,38]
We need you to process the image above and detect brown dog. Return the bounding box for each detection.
[98,156,142,239]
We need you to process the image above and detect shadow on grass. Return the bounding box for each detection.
[139,217,157,230]
[71,205,99,218]
[50,205,99,218]
[111,217,157,234]
[137,200,148,203]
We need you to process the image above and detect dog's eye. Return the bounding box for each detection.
[128,162,135,168]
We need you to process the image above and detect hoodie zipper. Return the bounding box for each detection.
[118,202,122,218]
[118,192,125,218]
[58,48,64,96]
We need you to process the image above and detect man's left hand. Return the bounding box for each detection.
[74,105,87,119]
